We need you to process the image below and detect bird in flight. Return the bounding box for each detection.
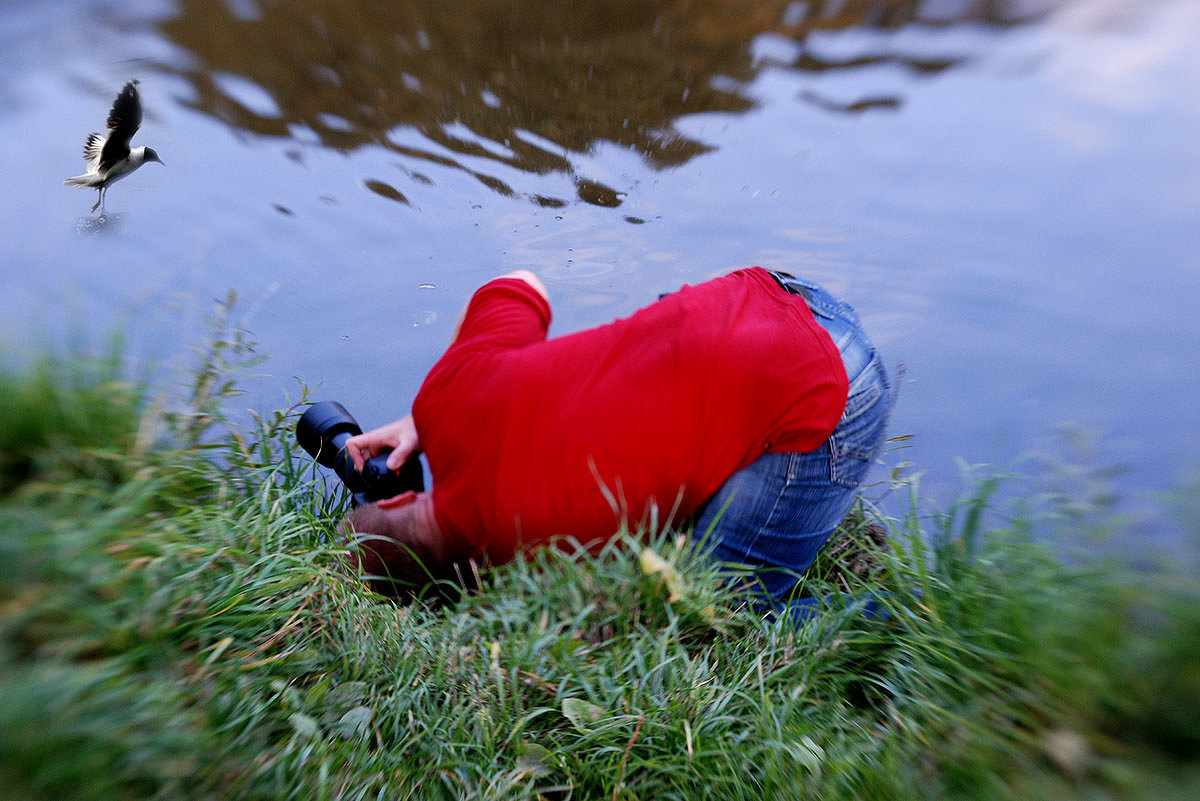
[65,80,164,215]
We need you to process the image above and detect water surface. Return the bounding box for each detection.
[2,0,1198,533]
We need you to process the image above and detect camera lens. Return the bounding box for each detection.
[296,401,361,468]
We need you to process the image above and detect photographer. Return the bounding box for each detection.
[338,267,892,610]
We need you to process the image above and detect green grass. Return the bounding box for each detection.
[1,343,1198,801]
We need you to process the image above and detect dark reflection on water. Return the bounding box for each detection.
[152,0,1047,209]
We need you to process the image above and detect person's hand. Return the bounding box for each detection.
[345,415,420,472]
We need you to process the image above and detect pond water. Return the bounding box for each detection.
[2,0,1198,536]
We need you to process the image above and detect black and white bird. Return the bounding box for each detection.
[65,80,164,214]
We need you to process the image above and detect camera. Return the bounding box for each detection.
[295,401,424,507]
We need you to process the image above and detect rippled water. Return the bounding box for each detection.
[2,0,1198,529]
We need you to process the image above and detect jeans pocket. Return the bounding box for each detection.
[828,365,890,489]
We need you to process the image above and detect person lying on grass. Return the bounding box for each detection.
[339,266,893,614]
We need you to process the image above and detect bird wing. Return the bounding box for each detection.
[99,80,142,171]
[83,132,104,169]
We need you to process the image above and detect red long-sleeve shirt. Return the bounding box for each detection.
[413,267,848,562]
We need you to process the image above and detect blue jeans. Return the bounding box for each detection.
[692,272,893,614]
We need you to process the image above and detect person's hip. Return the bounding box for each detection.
[766,270,895,484]
[766,270,876,382]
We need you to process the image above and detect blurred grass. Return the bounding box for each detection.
[1,336,1198,800]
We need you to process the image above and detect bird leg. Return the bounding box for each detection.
[91,187,106,215]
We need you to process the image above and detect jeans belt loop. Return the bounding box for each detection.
[766,269,817,312]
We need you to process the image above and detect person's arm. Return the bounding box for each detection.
[449,269,548,345]
[345,413,419,472]
[348,271,548,473]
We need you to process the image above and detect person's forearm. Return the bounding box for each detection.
[449,270,549,345]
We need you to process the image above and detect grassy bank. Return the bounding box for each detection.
[1,345,1198,801]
